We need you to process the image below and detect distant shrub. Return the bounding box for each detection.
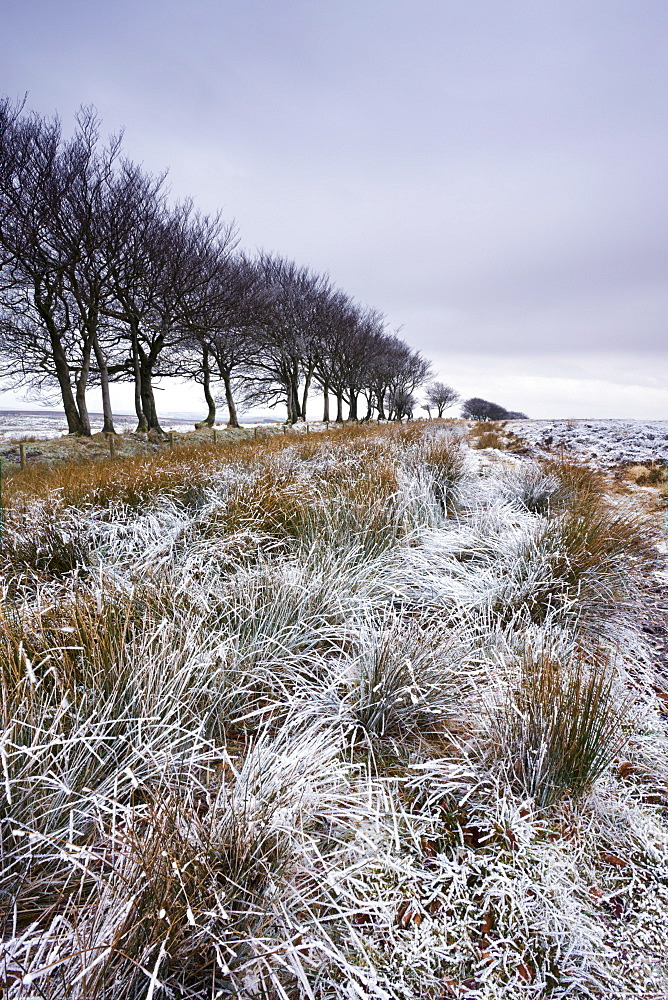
[461,397,526,421]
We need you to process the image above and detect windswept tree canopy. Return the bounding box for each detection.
[461,397,528,421]
[424,381,460,417]
[0,97,439,431]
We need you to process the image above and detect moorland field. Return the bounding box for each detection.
[1,419,668,999]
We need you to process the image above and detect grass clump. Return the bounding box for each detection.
[326,621,466,754]
[498,463,561,514]
[487,644,631,808]
[420,433,469,513]
[469,420,508,450]
[625,462,666,486]
[507,503,646,630]
[490,459,650,631]
[0,499,90,584]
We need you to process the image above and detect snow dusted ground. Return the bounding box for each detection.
[510,418,668,465]
[0,409,201,441]
[2,425,668,997]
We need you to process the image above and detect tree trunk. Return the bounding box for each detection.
[348,389,358,421]
[38,304,84,434]
[140,363,164,434]
[286,380,300,424]
[301,369,313,420]
[222,370,239,428]
[322,382,330,422]
[74,338,93,436]
[376,390,386,421]
[200,348,216,426]
[51,341,83,434]
[131,326,147,432]
[291,372,302,422]
[335,392,344,423]
[93,331,116,434]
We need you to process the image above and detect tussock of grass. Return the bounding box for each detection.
[625,462,666,486]
[469,421,508,450]
[493,497,648,631]
[414,432,470,513]
[321,619,468,753]
[498,463,561,514]
[486,644,632,808]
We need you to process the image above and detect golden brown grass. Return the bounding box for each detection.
[541,457,607,501]
[488,644,631,808]
[624,462,666,487]
[468,421,508,450]
[500,458,652,629]
[2,434,293,509]
[0,586,175,725]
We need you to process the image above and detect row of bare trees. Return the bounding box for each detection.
[0,99,441,435]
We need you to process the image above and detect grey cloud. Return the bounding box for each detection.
[2,0,668,366]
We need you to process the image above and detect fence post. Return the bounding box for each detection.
[19,443,26,469]
[254,427,258,439]
[213,428,218,444]
[169,431,175,448]
[109,435,116,458]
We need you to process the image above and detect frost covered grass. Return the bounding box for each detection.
[1,423,667,998]
[485,642,632,808]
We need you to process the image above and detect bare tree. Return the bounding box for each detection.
[385,343,432,420]
[56,110,125,434]
[179,253,262,429]
[389,389,417,420]
[248,255,335,423]
[364,333,407,420]
[461,397,513,420]
[102,166,236,435]
[0,102,130,435]
[0,97,442,437]
[424,381,460,418]
[0,101,94,433]
[99,161,167,431]
[311,293,360,422]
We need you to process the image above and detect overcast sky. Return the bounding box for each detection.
[2,0,667,418]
